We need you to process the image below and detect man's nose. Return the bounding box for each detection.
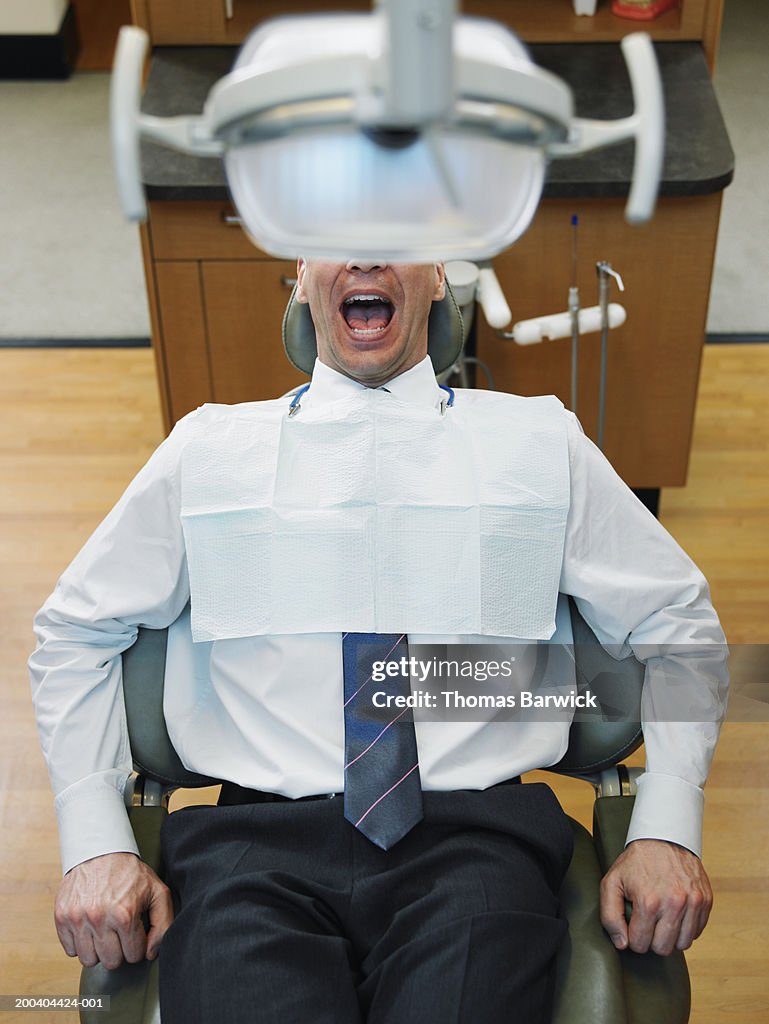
[346,259,388,273]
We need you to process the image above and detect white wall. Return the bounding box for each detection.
[0,0,68,35]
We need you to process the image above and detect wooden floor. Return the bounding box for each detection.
[0,344,767,1022]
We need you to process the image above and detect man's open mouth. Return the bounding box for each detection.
[341,294,395,334]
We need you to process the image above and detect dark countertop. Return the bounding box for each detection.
[140,41,734,202]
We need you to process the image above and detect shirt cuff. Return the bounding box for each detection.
[625,772,705,858]
[55,772,140,876]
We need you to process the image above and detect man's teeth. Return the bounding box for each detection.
[342,294,394,333]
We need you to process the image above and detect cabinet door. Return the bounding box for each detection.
[202,261,307,405]
[133,0,224,43]
[476,195,722,488]
[154,262,214,424]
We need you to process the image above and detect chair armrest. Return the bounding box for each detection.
[593,794,635,875]
[128,805,168,877]
[592,795,691,1024]
[79,959,159,1024]
[78,806,168,1023]
[551,819,627,1024]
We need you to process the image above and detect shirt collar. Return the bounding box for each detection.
[303,356,444,411]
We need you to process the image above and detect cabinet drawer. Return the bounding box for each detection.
[148,201,274,261]
[136,0,370,45]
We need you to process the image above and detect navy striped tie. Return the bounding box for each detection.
[343,632,423,850]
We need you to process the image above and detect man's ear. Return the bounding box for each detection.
[295,258,309,304]
[433,263,446,302]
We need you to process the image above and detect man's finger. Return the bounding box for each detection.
[674,900,701,951]
[631,884,691,955]
[677,884,712,950]
[145,883,174,959]
[93,928,129,972]
[626,899,663,954]
[116,909,150,965]
[696,882,713,939]
[648,903,686,956]
[599,877,629,950]
[55,919,78,959]
[74,931,99,969]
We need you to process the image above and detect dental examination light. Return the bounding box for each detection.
[111,0,665,262]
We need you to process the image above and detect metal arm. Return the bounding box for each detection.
[375,0,456,126]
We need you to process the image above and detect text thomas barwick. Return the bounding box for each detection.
[371,690,599,710]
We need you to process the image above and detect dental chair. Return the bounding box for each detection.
[78,599,690,1024]
[78,288,690,1023]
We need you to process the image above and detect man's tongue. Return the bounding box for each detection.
[344,301,392,332]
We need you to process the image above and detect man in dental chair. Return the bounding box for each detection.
[30,258,727,1024]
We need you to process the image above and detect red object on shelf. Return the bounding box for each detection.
[611,0,679,20]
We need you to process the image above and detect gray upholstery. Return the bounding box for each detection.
[592,798,691,1024]
[551,799,691,1024]
[122,629,218,789]
[81,958,159,1024]
[551,819,627,1024]
[550,598,643,776]
[281,279,465,376]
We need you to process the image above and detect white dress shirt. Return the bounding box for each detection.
[29,356,728,875]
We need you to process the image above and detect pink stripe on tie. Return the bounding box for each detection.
[344,707,410,770]
[343,634,406,708]
[354,762,421,828]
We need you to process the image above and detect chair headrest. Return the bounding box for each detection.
[282,280,465,377]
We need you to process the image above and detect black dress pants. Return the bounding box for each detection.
[159,783,573,1024]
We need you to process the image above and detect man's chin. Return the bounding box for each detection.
[320,316,425,386]
[331,345,406,388]
[331,325,400,368]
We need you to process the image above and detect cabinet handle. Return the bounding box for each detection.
[221,212,243,226]
[224,0,235,19]
[281,276,298,288]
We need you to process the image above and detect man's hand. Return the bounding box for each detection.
[600,839,712,955]
[54,852,174,970]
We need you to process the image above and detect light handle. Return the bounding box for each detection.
[547,33,664,224]
[110,26,149,222]
[621,33,665,223]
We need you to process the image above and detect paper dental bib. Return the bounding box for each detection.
[180,389,570,641]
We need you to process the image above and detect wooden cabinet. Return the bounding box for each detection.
[476,195,723,488]
[131,0,724,70]
[142,202,306,426]
[201,261,303,405]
